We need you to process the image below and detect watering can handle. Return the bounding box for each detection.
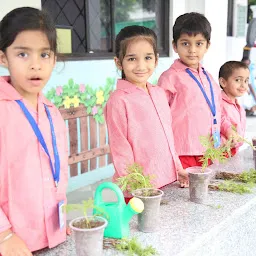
[94,182,126,205]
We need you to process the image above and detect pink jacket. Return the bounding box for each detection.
[105,79,182,189]
[0,77,68,252]
[158,59,231,155]
[221,90,246,141]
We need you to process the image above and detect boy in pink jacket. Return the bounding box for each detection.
[219,61,249,155]
[158,12,236,169]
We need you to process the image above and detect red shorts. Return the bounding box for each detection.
[179,155,206,169]
[179,148,237,169]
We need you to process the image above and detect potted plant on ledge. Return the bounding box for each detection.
[117,163,163,233]
[187,135,232,204]
[66,199,108,256]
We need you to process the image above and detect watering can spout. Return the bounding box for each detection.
[123,197,144,224]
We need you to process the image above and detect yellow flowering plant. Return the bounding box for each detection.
[45,78,114,123]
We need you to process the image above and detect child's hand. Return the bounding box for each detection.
[177,169,189,188]
[0,233,32,256]
[66,227,72,236]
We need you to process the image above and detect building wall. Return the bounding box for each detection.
[0,0,41,20]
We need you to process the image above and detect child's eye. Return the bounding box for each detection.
[128,57,136,61]
[197,42,203,46]
[182,42,189,46]
[145,56,152,60]
[41,52,50,58]
[18,52,28,58]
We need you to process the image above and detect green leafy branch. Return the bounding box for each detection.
[231,125,256,150]
[217,180,253,194]
[199,135,232,171]
[65,199,108,228]
[117,163,154,195]
[115,237,159,256]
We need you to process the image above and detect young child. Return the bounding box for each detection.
[0,7,68,255]
[158,12,236,169]
[104,26,188,201]
[219,61,249,154]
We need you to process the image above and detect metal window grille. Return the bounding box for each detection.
[42,0,170,59]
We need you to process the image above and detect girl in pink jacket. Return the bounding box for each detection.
[219,61,249,155]
[105,26,188,202]
[0,7,68,255]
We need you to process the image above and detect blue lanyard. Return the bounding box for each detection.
[16,100,60,187]
[186,68,217,125]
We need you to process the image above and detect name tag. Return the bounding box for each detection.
[212,125,221,148]
[58,200,65,230]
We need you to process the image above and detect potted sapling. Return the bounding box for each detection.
[66,199,108,256]
[117,163,163,233]
[187,135,232,204]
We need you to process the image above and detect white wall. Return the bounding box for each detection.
[203,0,229,79]
[0,0,41,20]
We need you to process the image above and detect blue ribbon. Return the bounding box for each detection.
[186,68,217,124]
[16,100,60,187]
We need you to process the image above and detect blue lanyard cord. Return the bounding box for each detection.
[186,68,217,124]
[15,100,60,187]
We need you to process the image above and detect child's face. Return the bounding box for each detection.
[220,68,249,99]
[0,30,56,98]
[173,33,209,69]
[115,39,157,87]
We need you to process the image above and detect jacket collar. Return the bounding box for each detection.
[116,79,154,93]
[221,90,239,105]
[0,76,54,107]
[171,59,204,74]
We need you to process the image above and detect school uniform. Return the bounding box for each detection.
[105,79,182,189]
[158,59,231,168]
[0,76,68,251]
[221,90,246,153]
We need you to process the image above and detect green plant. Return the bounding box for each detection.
[235,169,256,183]
[231,125,256,150]
[65,199,107,229]
[117,163,154,194]
[115,237,159,256]
[217,180,253,194]
[199,135,232,171]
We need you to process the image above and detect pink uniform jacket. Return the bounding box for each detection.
[0,77,68,252]
[158,59,231,156]
[221,91,246,142]
[105,79,182,189]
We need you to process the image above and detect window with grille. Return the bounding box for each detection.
[41,0,170,59]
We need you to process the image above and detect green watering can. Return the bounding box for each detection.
[93,182,144,239]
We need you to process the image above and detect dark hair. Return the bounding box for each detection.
[219,61,249,89]
[173,12,211,45]
[0,7,57,53]
[219,61,249,80]
[115,25,158,79]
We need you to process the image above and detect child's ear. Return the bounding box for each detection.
[172,40,178,53]
[0,51,8,68]
[114,57,122,70]
[219,77,226,88]
[155,53,159,67]
[206,41,211,49]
